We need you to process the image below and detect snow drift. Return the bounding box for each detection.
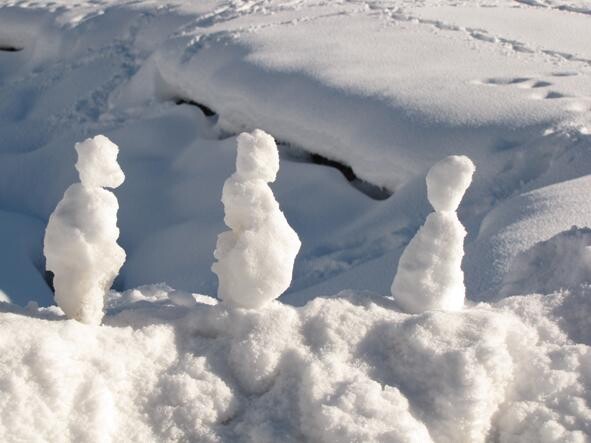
[1,285,590,443]
[501,226,591,297]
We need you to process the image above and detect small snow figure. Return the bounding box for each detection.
[391,155,475,314]
[44,135,126,325]
[212,129,301,309]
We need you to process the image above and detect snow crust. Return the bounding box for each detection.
[44,135,125,325]
[212,130,301,309]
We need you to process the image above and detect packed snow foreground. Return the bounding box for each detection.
[1,0,591,442]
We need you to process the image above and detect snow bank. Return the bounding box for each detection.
[1,285,590,442]
[392,156,475,313]
[467,174,591,298]
[212,130,301,309]
[44,135,125,325]
[501,226,591,297]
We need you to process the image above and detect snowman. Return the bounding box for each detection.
[212,129,301,309]
[392,155,475,314]
[44,135,126,325]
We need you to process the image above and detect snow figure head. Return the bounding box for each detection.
[391,155,475,314]
[44,135,126,325]
[426,155,475,212]
[212,129,301,309]
[235,129,279,182]
[75,135,124,188]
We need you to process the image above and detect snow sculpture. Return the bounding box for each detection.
[44,135,126,325]
[212,129,301,309]
[392,155,475,314]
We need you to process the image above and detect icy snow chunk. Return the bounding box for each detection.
[75,135,125,189]
[426,154,475,212]
[212,129,301,309]
[44,135,126,325]
[501,226,591,297]
[392,155,475,313]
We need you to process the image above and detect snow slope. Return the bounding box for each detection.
[0,0,591,441]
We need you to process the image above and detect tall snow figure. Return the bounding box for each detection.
[44,135,126,325]
[392,155,475,314]
[212,129,301,309]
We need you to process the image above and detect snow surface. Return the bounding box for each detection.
[0,0,591,441]
[1,286,591,442]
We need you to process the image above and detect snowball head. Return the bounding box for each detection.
[426,155,475,212]
[75,135,125,188]
[235,129,279,182]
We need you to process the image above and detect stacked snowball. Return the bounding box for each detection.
[212,129,301,309]
[44,135,126,325]
[392,155,475,314]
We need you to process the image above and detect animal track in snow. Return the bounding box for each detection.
[474,72,591,116]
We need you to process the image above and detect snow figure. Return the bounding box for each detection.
[212,129,301,309]
[392,155,475,314]
[44,135,126,325]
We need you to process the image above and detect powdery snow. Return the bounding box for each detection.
[1,285,590,442]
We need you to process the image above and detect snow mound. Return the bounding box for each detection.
[501,226,591,297]
[392,155,475,314]
[44,135,126,325]
[212,130,301,309]
[1,286,589,443]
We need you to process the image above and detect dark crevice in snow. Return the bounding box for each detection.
[309,153,357,181]
[174,97,217,117]
[43,270,55,293]
[308,152,392,200]
[172,97,391,200]
[0,46,23,52]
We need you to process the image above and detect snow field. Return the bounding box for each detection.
[0,1,590,442]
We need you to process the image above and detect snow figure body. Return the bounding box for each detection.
[212,129,301,309]
[44,135,126,325]
[392,155,475,314]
